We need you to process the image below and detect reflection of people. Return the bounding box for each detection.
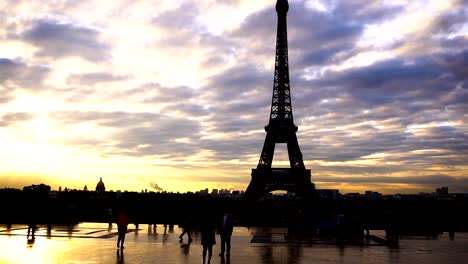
[201,221,216,264]
[219,208,233,257]
[116,210,129,249]
[116,247,124,263]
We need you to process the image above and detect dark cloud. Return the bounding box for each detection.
[331,1,404,24]
[229,1,402,68]
[315,58,442,99]
[0,58,49,89]
[425,4,467,35]
[307,48,468,112]
[21,20,110,61]
[207,63,271,100]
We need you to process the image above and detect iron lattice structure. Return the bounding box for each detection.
[244,0,315,200]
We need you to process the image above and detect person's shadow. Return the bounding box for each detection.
[116,248,124,263]
[27,238,35,248]
[180,242,190,257]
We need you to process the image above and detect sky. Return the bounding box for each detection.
[0,0,467,194]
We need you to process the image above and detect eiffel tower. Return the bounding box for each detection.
[244,0,315,200]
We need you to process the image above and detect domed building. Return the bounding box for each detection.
[95,177,106,193]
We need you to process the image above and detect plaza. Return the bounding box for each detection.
[1,223,468,263]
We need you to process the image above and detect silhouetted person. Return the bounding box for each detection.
[219,208,234,257]
[27,222,37,240]
[179,215,193,242]
[337,212,345,242]
[107,208,113,228]
[116,210,129,249]
[47,224,52,237]
[26,192,39,240]
[201,218,216,264]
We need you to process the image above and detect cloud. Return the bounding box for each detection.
[0,86,14,104]
[0,58,49,89]
[21,19,110,61]
[50,111,204,159]
[67,72,131,86]
[0,0,467,193]
[151,2,207,48]
[0,112,35,127]
[152,2,199,30]
[314,175,459,185]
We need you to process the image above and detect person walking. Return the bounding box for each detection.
[179,214,193,242]
[201,219,216,264]
[27,222,37,240]
[219,208,233,257]
[116,209,129,249]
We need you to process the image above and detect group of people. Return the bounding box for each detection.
[200,208,234,264]
[114,208,234,264]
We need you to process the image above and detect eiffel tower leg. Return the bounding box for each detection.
[286,133,305,170]
[258,132,276,168]
[244,133,276,200]
[244,171,263,201]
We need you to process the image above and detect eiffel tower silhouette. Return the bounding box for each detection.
[244,0,315,200]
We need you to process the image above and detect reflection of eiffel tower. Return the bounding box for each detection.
[244,0,315,200]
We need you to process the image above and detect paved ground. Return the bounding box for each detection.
[0,223,467,263]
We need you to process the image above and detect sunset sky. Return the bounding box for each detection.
[0,0,467,194]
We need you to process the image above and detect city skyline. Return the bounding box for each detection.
[0,0,467,194]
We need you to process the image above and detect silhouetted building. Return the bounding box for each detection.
[23,183,51,193]
[344,193,360,199]
[317,189,341,200]
[199,188,209,195]
[436,186,449,198]
[365,191,382,200]
[219,189,231,195]
[83,185,88,191]
[96,177,106,193]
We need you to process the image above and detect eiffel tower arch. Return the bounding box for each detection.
[244,0,315,201]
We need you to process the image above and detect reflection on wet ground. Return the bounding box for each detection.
[1,223,468,263]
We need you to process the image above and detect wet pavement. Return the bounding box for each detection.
[1,223,467,263]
